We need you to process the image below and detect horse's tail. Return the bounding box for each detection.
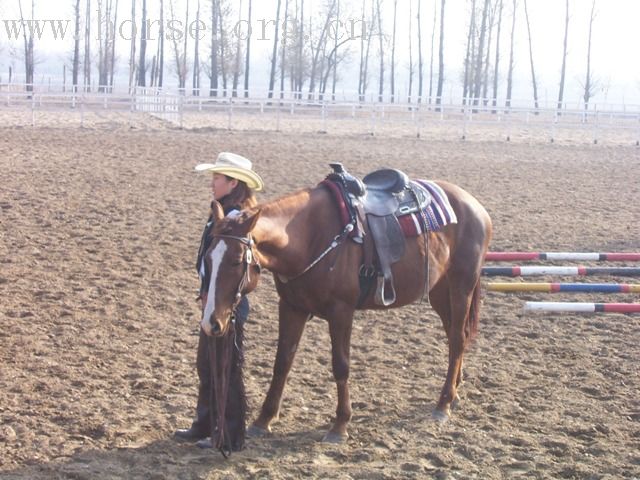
[466,280,482,345]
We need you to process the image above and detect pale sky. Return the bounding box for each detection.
[1,0,639,107]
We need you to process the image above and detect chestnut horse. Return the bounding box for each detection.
[201,177,492,442]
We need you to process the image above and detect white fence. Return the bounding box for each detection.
[1,84,639,145]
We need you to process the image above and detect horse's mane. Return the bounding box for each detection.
[255,187,314,216]
[209,188,314,242]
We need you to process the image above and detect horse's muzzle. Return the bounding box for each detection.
[201,316,227,337]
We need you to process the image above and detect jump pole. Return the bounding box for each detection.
[485,252,640,261]
[524,302,640,313]
[481,266,640,277]
[487,282,640,293]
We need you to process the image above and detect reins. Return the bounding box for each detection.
[209,333,233,458]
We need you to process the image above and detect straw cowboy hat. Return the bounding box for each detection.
[195,152,264,191]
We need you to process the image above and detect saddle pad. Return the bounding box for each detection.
[321,179,355,233]
[398,180,458,236]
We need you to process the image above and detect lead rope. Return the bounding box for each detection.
[209,332,233,458]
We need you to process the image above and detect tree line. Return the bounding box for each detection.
[4,0,602,110]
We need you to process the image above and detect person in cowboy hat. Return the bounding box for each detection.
[174,152,264,451]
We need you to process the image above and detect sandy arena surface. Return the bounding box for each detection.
[1,120,639,479]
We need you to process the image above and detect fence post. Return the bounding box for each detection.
[31,92,35,127]
[322,101,327,132]
[462,104,468,140]
[80,91,85,128]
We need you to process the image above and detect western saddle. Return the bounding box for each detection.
[325,163,431,306]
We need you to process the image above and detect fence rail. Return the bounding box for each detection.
[1,84,639,144]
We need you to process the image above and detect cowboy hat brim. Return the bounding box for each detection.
[195,163,264,191]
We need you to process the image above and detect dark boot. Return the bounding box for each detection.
[175,329,213,441]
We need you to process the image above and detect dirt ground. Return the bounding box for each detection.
[1,122,639,479]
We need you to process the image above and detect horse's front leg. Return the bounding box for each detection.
[250,299,310,435]
[323,308,355,443]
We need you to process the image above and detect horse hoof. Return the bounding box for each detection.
[322,431,348,444]
[247,424,271,438]
[451,395,461,410]
[431,409,450,423]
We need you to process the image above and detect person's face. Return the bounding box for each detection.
[211,173,237,201]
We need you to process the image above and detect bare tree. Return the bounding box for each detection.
[193,0,201,95]
[523,0,539,111]
[17,0,35,91]
[390,0,398,102]
[278,0,290,99]
[416,0,423,103]
[462,0,477,105]
[407,0,414,103]
[183,0,191,92]
[358,0,367,101]
[472,0,490,106]
[296,0,306,98]
[243,0,252,98]
[109,0,119,89]
[307,0,338,99]
[582,0,597,112]
[428,0,436,103]
[209,0,219,96]
[376,0,384,102]
[491,0,503,110]
[168,0,189,91]
[481,0,497,106]
[138,0,147,86]
[320,37,351,97]
[435,0,446,106]
[72,0,81,89]
[331,0,340,100]
[128,0,136,92]
[505,0,516,108]
[359,0,376,102]
[97,0,117,92]
[158,0,165,87]
[84,0,91,91]
[217,0,243,97]
[268,0,282,98]
[556,0,569,112]
[232,0,242,97]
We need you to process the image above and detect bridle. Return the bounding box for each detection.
[211,233,261,317]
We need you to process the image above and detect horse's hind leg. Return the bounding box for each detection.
[250,299,310,435]
[433,274,481,422]
[430,279,464,392]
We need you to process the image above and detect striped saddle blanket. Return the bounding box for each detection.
[397,180,458,235]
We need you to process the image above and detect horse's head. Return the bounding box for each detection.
[201,202,262,337]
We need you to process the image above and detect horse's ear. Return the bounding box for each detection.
[240,209,261,233]
[211,201,224,221]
